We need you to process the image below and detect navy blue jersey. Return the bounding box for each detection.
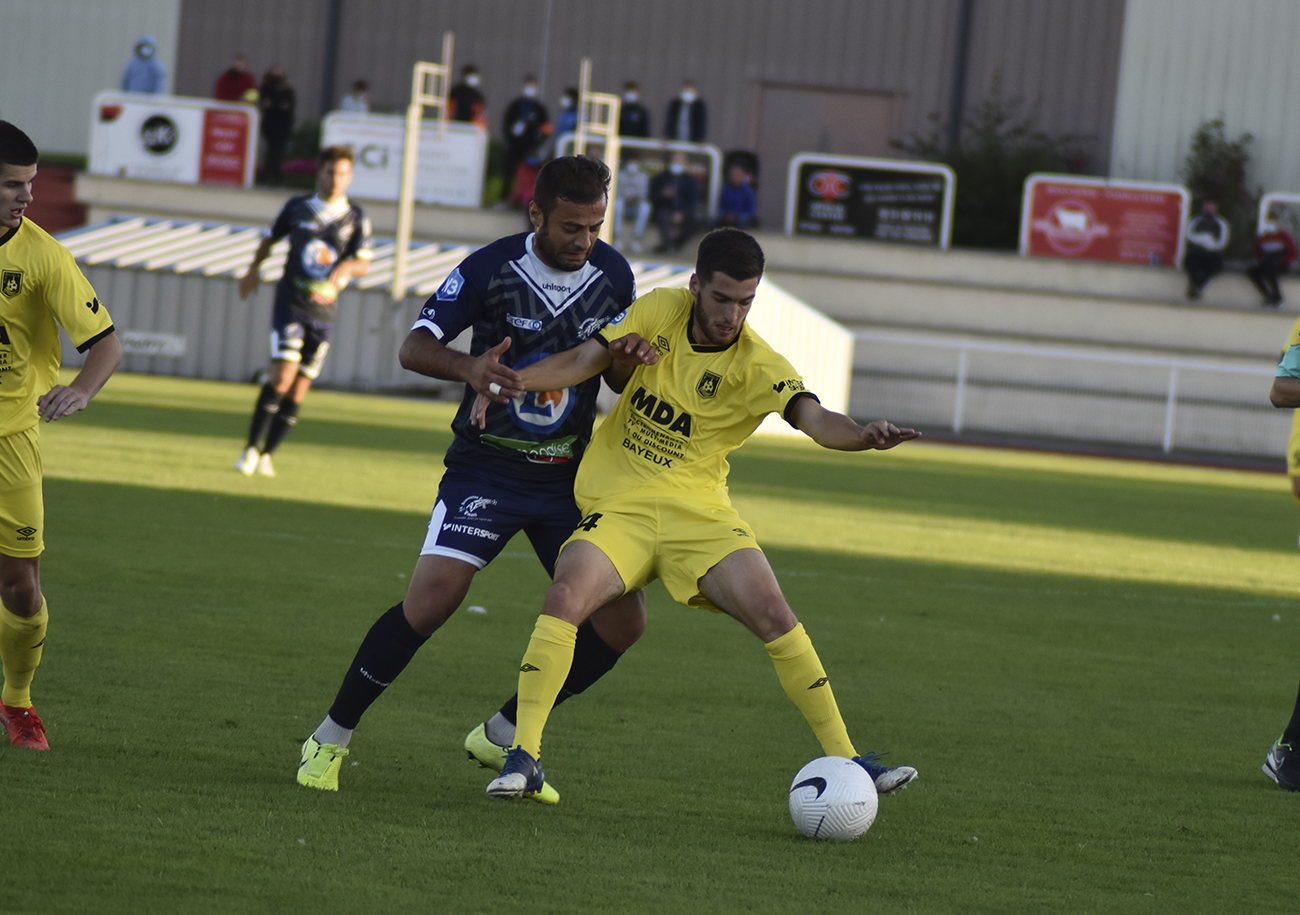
[413,232,636,479]
[269,194,373,323]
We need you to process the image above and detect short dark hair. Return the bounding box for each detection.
[695,228,764,284]
[533,155,609,217]
[0,121,39,169]
[319,144,355,167]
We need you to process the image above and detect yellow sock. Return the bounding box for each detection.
[1,598,48,709]
[765,623,857,759]
[514,615,578,758]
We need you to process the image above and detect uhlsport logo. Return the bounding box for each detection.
[808,170,851,201]
[507,351,576,433]
[1031,199,1110,254]
[0,271,22,298]
[458,496,498,519]
[140,114,179,155]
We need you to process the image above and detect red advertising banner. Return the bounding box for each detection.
[199,109,252,185]
[1019,174,1190,268]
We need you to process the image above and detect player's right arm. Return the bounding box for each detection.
[239,203,294,299]
[398,328,521,397]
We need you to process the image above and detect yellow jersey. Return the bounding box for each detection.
[0,218,114,437]
[577,286,811,506]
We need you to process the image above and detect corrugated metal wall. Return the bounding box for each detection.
[173,0,1124,172]
[0,0,181,155]
[1110,0,1300,193]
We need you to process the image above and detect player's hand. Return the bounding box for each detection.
[238,269,259,300]
[471,338,522,403]
[863,420,921,450]
[37,385,92,422]
[327,262,353,290]
[470,390,491,429]
[607,333,658,368]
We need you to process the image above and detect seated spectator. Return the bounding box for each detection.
[614,153,652,253]
[1250,216,1298,308]
[1184,201,1229,299]
[650,151,699,253]
[215,54,258,103]
[340,80,370,113]
[714,164,757,229]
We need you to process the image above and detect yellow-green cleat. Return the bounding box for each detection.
[297,736,349,791]
[464,723,560,804]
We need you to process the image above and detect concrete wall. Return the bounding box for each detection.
[1110,0,1300,194]
[0,0,181,155]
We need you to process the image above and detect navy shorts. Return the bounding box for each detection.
[270,304,333,379]
[419,462,581,573]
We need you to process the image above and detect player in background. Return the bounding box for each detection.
[235,145,372,477]
[296,157,646,801]
[479,228,920,801]
[1261,320,1300,790]
[0,121,123,749]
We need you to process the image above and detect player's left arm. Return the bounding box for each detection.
[37,331,123,422]
[328,214,373,287]
[790,395,921,451]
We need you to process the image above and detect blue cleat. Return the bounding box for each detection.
[854,752,918,795]
[486,746,547,800]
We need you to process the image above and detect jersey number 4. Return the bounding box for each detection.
[576,512,602,532]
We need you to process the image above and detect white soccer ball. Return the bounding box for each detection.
[788,756,878,841]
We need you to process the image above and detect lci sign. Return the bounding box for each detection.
[785,154,955,248]
[89,92,257,187]
[1019,174,1190,267]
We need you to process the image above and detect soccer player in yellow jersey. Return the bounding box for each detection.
[0,122,122,749]
[478,228,921,800]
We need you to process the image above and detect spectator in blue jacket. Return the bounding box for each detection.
[714,164,757,229]
[121,35,166,94]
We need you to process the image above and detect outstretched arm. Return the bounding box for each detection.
[399,328,521,402]
[37,331,123,422]
[790,396,921,451]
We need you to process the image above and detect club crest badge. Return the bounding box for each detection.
[697,370,722,398]
[1,271,22,298]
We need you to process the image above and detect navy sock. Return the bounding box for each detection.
[246,383,282,450]
[1283,679,1300,746]
[327,603,429,729]
[262,397,300,454]
[497,618,622,724]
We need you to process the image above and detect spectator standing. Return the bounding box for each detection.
[614,152,651,252]
[214,54,258,104]
[555,88,579,139]
[503,76,550,198]
[1184,201,1230,299]
[714,164,757,229]
[651,151,699,252]
[618,82,651,137]
[121,35,166,94]
[259,66,296,185]
[664,80,706,143]
[1249,216,1298,307]
[339,80,370,113]
[450,65,487,128]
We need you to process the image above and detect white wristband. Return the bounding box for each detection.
[488,382,502,396]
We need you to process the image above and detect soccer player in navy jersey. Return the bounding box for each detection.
[236,145,373,477]
[296,156,647,802]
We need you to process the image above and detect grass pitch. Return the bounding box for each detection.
[3,372,1297,914]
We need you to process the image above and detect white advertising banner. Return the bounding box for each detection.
[321,113,486,208]
[89,92,258,187]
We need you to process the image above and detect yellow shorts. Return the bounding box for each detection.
[1288,410,1300,476]
[0,426,43,558]
[564,495,761,612]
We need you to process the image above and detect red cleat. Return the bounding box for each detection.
[0,702,49,750]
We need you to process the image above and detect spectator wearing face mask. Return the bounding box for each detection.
[664,80,706,143]
[651,151,700,252]
[503,76,551,198]
[555,88,579,139]
[618,82,651,138]
[450,65,487,128]
[121,35,166,94]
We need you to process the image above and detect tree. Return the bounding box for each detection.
[1180,119,1258,259]
[894,79,1085,250]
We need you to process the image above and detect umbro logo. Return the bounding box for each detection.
[14,526,36,539]
[520,662,541,672]
[807,677,829,689]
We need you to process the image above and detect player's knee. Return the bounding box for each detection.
[0,569,42,617]
[543,578,596,625]
[400,591,459,637]
[591,591,647,651]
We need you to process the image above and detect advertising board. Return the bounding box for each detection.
[321,113,486,208]
[1019,174,1189,267]
[89,92,257,187]
[784,154,954,248]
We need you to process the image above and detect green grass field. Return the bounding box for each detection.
[3,372,1298,914]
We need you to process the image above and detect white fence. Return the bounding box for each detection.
[852,332,1287,457]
